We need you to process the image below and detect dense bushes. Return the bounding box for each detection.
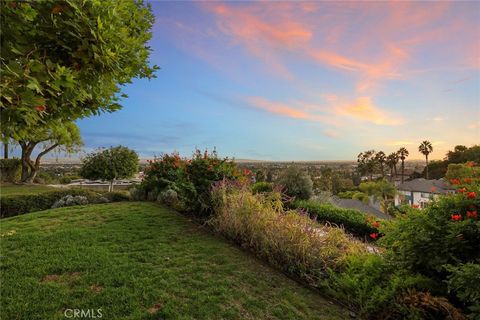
[0,189,129,218]
[251,181,273,194]
[0,158,21,182]
[291,199,380,238]
[209,182,458,319]
[138,150,248,216]
[380,185,480,318]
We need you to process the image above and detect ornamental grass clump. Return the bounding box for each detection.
[210,181,368,283]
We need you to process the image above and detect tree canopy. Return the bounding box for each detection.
[0,0,157,182]
[1,0,158,139]
[80,146,139,191]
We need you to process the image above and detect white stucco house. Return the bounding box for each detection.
[395,178,455,208]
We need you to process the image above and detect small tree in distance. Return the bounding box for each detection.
[277,166,313,200]
[80,146,139,191]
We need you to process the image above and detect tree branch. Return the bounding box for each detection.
[35,143,59,168]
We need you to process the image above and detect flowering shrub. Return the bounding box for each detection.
[380,183,479,317]
[139,149,247,215]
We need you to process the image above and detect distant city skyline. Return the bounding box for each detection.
[75,1,478,160]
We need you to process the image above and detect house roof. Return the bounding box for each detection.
[397,178,454,194]
[330,197,393,220]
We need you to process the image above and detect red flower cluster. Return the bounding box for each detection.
[466,211,478,219]
[458,188,467,193]
[450,179,461,185]
[451,214,462,221]
[369,233,378,240]
[467,191,477,199]
[411,204,420,209]
[35,105,46,112]
[243,169,253,176]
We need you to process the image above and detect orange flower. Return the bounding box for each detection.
[463,178,472,184]
[35,105,46,112]
[465,161,475,167]
[372,221,380,228]
[457,188,467,193]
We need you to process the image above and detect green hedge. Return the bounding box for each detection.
[0,189,127,218]
[291,200,378,237]
[0,158,21,182]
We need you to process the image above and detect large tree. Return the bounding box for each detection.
[1,0,157,182]
[19,120,82,182]
[397,147,409,184]
[418,140,433,179]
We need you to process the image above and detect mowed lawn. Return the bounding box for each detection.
[0,202,348,320]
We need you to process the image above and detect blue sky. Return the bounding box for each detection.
[76,1,479,161]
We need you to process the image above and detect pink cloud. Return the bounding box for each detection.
[247,96,310,120]
[334,96,405,126]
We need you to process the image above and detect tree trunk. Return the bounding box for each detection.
[425,155,429,180]
[19,141,58,183]
[19,141,36,183]
[3,143,8,159]
[109,180,114,192]
[401,160,405,184]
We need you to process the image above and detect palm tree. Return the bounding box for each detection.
[418,140,433,179]
[357,150,376,180]
[397,147,409,184]
[386,152,399,181]
[375,151,386,178]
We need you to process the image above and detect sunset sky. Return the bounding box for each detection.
[78,1,480,160]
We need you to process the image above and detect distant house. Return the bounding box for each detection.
[330,196,393,220]
[395,178,455,208]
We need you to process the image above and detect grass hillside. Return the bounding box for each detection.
[0,202,348,320]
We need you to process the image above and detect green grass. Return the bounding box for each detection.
[0,183,57,196]
[0,202,348,319]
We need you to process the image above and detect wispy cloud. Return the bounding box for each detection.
[333,96,405,125]
[246,96,311,120]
